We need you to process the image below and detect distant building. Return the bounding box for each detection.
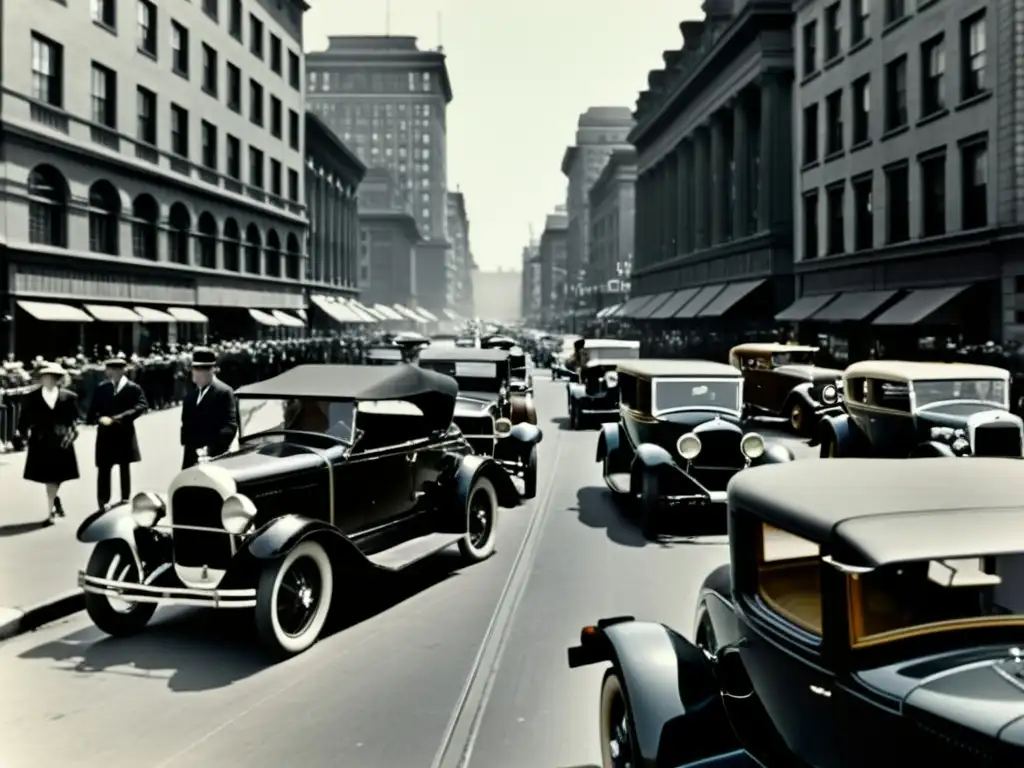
[520,241,542,322]
[472,268,522,324]
[358,168,421,308]
[446,191,474,317]
[588,148,637,315]
[539,206,569,326]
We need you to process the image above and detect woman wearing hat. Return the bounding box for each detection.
[17,361,80,523]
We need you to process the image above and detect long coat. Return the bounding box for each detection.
[87,378,148,467]
[19,387,81,484]
[180,378,238,467]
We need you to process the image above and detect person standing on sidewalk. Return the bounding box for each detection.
[88,357,148,510]
[17,362,80,524]
[180,348,238,469]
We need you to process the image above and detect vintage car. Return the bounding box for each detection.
[568,458,1024,767]
[454,334,479,348]
[728,342,843,434]
[816,360,1023,459]
[550,334,585,380]
[418,347,542,497]
[508,346,534,395]
[597,359,791,537]
[563,339,641,429]
[76,364,521,656]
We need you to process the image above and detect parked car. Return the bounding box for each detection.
[561,339,641,429]
[817,360,1022,458]
[76,364,521,656]
[418,347,542,497]
[597,359,792,537]
[569,458,1024,767]
[728,342,843,434]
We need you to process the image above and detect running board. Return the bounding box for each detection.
[367,532,464,571]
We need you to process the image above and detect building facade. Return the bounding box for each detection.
[446,191,474,317]
[471,269,522,324]
[538,206,568,327]
[789,0,1022,361]
[520,240,542,323]
[588,148,637,315]
[561,107,634,314]
[357,168,420,307]
[1,0,310,357]
[305,36,455,313]
[623,0,796,357]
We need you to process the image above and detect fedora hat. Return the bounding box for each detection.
[191,347,218,368]
[36,361,66,377]
[104,356,129,368]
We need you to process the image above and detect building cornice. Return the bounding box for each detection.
[561,146,579,176]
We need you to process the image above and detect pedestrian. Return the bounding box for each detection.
[88,357,148,510]
[17,361,80,524]
[180,347,238,469]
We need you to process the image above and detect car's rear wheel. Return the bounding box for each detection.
[600,668,639,768]
[84,540,156,637]
[523,446,538,499]
[638,472,659,540]
[789,401,807,434]
[255,539,334,657]
[458,477,498,562]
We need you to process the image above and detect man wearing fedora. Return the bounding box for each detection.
[180,347,238,469]
[87,356,149,510]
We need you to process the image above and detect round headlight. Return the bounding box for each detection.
[604,371,619,386]
[821,384,839,405]
[741,432,766,460]
[677,433,702,461]
[131,492,165,527]
[221,494,257,535]
[494,417,513,438]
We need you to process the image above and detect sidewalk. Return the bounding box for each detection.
[0,399,280,635]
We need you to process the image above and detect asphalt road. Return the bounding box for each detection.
[0,375,815,768]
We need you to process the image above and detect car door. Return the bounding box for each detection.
[742,354,770,410]
[347,441,417,529]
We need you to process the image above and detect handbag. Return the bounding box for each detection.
[55,423,78,449]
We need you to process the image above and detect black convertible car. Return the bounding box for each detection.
[76,364,520,656]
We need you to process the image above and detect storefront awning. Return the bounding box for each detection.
[133,306,176,323]
[632,292,675,319]
[674,284,726,318]
[85,304,143,322]
[351,301,383,321]
[17,300,93,322]
[296,309,307,321]
[311,295,362,323]
[393,304,423,322]
[596,303,621,319]
[373,304,404,321]
[615,295,654,318]
[775,294,837,321]
[871,286,969,326]
[443,308,461,321]
[167,307,209,323]
[416,307,440,322]
[249,308,279,326]
[648,288,699,319]
[698,279,766,318]
[810,290,898,322]
[271,310,306,328]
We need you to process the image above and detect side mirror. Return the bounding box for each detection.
[821,383,839,405]
[715,644,754,699]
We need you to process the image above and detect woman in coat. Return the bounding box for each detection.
[18,361,80,524]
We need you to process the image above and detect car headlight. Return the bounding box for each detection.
[495,417,513,438]
[604,371,618,387]
[821,384,839,405]
[677,433,702,461]
[221,494,258,535]
[131,492,165,527]
[741,432,766,460]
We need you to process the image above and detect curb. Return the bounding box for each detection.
[0,590,85,642]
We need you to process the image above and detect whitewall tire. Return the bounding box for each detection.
[457,477,498,563]
[255,539,334,657]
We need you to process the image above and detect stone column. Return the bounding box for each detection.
[759,71,793,232]
[655,163,666,262]
[693,127,710,249]
[635,172,647,269]
[674,143,686,255]
[317,175,327,282]
[349,195,358,287]
[710,112,726,245]
[733,93,751,238]
[666,154,678,258]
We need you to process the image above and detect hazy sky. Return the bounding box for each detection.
[303,1,703,271]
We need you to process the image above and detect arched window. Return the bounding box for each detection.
[27,165,68,246]
[197,212,218,269]
[130,194,159,260]
[286,233,302,280]
[223,218,241,271]
[168,203,191,264]
[87,180,120,255]
[244,224,262,273]
[265,230,281,277]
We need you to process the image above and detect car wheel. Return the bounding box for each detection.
[638,472,659,540]
[255,539,334,657]
[523,445,538,499]
[84,540,157,637]
[568,403,577,430]
[789,401,807,434]
[599,668,639,768]
[458,477,498,563]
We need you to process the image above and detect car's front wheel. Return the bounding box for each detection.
[599,668,639,768]
[789,401,807,434]
[458,477,498,562]
[255,539,334,657]
[523,445,538,499]
[84,540,156,637]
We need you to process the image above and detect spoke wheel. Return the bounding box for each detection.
[789,402,806,433]
[84,540,156,637]
[256,539,334,657]
[600,670,637,768]
[458,477,498,562]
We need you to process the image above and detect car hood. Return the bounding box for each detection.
[454,394,497,416]
[204,439,333,486]
[653,410,743,430]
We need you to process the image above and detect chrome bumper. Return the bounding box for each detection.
[78,572,256,608]
[580,408,617,415]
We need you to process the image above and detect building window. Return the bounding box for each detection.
[136,86,156,144]
[961,139,988,229]
[852,76,869,144]
[227,63,241,111]
[885,0,905,26]
[27,166,67,247]
[131,195,158,259]
[168,204,190,264]
[801,104,819,165]
[270,159,282,196]
[31,34,63,107]
[249,146,264,188]
[88,181,119,255]
[249,14,263,58]
[201,120,217,169]
[422,72,431,91]
[202,0,218,21]
[802,191,819,259]
[90,63,115,127]
[249,79,263,125]
[825,3,841,60]
[920,152,946,237]
[885,55,907,131]
[288,109,299,149]
[962,12,987,100]
[802,21,817,76]
[288,50,300,89]
[852,174,872,251]
[229,0,242,40]
[171,104,188,157]
[92,0,116,28]
[270,96,282,138]
[288,169,299,202]
[826,90,843,155]
[137,0,157,56]
[226,134,241,178]
[202,44,217,95]
[885,162,909,243]
[171,22,188,76]
[921,35,945,117]
[826,183,845,255]
[270,34,282,74]
[851,0,869,45]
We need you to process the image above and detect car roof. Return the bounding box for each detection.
[418,348,511,363]
[236,363,457,403]
[728,459,1024,567]
[582,358,636,369]
[844,360,1010,382]
[583,339,640,349]
[616,359,742,378]
[731,343,819,355]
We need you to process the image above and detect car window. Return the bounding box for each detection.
[619,373,636,408]
[771,351,814,366]
[652,379,741,413]
[758,523,822,636]
[912,378,1007,409]
[754,356,770,370]
[355,400,430,451]
[845,377,866,403]
[636,378,652,413]
[868,379,911,411]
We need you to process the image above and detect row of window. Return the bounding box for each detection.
[309,70,434,94]
[802,137,987,257]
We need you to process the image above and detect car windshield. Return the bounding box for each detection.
[652,378,741,413]
[245,399,357,442]
[771,350,815,366]
[420,360,502,395]
[912,378,1008,408]
[586,346,639,362]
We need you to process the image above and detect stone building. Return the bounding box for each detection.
[538,206,568,327]
[587,148,637,318]
[357,168,421,310]
[446,191,474,318]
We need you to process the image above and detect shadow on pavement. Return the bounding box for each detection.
[0,520,52,537]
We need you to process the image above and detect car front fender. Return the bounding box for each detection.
[815,413,857,453]
[509,421,542,445]
[76,503,145,574]
[750,442,794,466]
[454,453,520,512]
[247,515,359,560]
[567,382,585,400]
[596,421,620,462]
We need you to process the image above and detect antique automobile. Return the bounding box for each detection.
[596,359,792,538]
[816,360,1023,459]
[76,364,521,656]
[454,334,479,348]
[507,346,534,395]
[418,347,542,497]
[364,345,405,366]
[564,339,641,429]
[568,458,1024,767]
[728,342,843,435]
[480,334,516,351]
[550,334,584,380]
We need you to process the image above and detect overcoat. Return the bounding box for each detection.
[18,387,81,484]
[87,378,148,466]
[180,378,239,467]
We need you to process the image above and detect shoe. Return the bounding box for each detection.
[54,498,66,518]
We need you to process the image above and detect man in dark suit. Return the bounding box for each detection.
[88,357,148,509]
[180,347,238,469]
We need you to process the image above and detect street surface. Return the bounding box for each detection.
[0,375,814,768]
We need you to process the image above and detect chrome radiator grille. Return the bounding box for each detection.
[972,422,1022,457]
[170,487,233,569]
